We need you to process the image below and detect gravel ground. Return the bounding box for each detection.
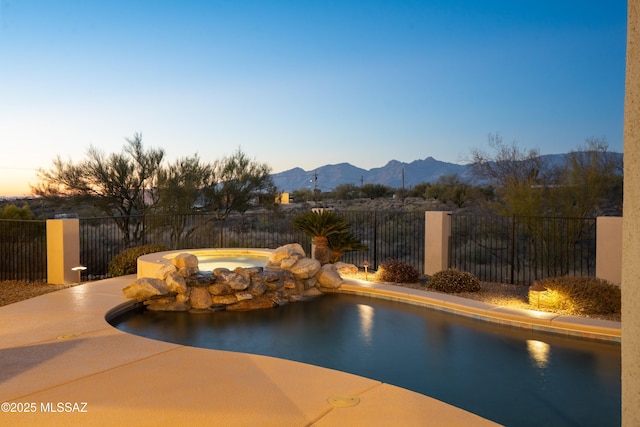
[0,281,77,307]
[0,277,620,322]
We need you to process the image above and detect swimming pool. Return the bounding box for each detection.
[111,293,620,427]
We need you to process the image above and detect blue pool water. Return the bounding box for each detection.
[111,293,620,427]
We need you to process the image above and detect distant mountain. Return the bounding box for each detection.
[271,157,473,192]
[270,152,623,192]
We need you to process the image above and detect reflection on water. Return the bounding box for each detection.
[527,339,551,369]
[112,293,620,427]
[356,304,374,345]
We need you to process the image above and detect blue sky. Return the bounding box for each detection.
[0,0,627,196]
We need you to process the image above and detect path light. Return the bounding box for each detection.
[529,281,547,309]
[71,265,87,285]
[360,261,370,280]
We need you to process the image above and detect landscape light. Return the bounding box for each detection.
[529,281,547,309]
[360,260,370,280]
[71,265,87,285]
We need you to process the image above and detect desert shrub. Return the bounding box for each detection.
[376,259,420,283]
[108,244,170,277]
[427,269,481,293]
[530,276,621,315]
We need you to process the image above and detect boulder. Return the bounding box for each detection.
[178,267,199,277]
[190,286,212,309]
[146,301,191,311]
[253,270,284,283]
[212,295,239,305]
[215,270,250,290]
[280,256,300,269]
[248,281,267,296]
[154,263,178,280]
[289,258,321,279]
[176,292,190,303]
[303,287,323,297]
[171,253,199,269]
[317,264,343,289]
[123,278,169,301]
[235,292,254,301]
[208,283,232,295]
[226,296,277,311]
[268,243,306,263]
[166,272,188,294]
[303,276,318,290]
[334,262,358,275]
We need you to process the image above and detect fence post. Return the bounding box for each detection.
[46,218,81,285]
[424,211,451,276]
[596,216,623,286]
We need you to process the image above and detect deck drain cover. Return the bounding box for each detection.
[57,332,82,340]
[328,394,360,407]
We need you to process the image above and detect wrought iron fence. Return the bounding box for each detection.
[0,219,47,282]
[338,210,425,272]
[449,214,597,285]
[1,211,598,285]
[78,210,424,278]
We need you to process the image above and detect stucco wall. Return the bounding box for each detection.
[623,1,640,425]
[596,217,623,285]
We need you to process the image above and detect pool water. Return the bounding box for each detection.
[112,293,621,427]
[195,254,268,271]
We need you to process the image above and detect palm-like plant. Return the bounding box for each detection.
[328,232,368,263]
[292,210,350,264]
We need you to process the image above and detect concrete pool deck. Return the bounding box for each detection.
[0,276,620,426]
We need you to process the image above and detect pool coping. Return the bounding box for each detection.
[339,278,621,343]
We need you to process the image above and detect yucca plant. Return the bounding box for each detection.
[292,210,350,264]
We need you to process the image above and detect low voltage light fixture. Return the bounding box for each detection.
[529,281,547,309]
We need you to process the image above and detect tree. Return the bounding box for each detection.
[426,175,475,209]
[156,154,211,214]
[201,148,277,219]
[550,138,623,217]
[471,134,622,217]
[360,183,393,199]
[33,133,165,247]
[470,133,544,191]
[332,183,360,200]
[153,154,212,247]
[470,133,548,216]
[0,204,39,220]
[291,188,314,203]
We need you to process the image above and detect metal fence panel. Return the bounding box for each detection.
[0,219,47,282]
[449,214,596,285]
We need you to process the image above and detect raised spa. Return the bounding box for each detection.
[111,272,621,427]
[136,248,272,277]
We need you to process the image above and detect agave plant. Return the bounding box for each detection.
[328,232,368,263]
[291,210,350,264]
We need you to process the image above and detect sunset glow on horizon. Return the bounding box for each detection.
[0,1,626,198]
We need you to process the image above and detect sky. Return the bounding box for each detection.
[0,0,627,197]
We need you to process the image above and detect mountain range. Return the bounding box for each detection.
[271,157,475,192]
[271,153,623,192]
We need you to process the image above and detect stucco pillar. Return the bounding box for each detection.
[424,211,451,276]
[596,216,623,285]
[623,1,640,425]
[46,219,81,285]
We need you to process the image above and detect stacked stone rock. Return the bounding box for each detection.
[122,243,357,312]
